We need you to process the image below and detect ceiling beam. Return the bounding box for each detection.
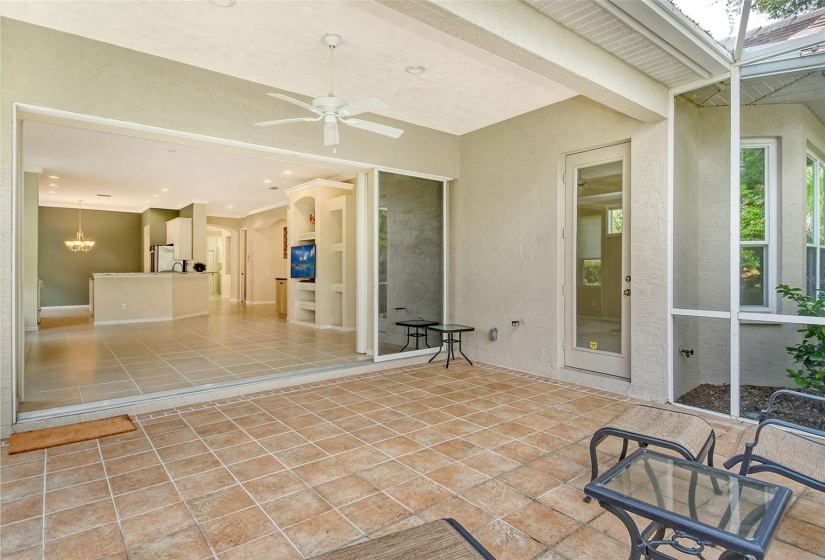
[376,0,670,122]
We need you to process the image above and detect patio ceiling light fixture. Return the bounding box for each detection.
[64,200,95,252]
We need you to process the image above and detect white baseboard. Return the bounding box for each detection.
[245,300,276,305]
[25,326,38,332]
[175,311,210,320]
[42,305,89,310]
[94,317,173,325]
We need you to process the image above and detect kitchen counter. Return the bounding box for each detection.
[92,272,208,324]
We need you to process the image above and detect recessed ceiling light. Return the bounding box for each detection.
[48,175,59,179]
[263,179,272,183]
[227,205,234,209]
[49,183,58,187]
[405,65,426,74]
[283,170,293,175]
[48,191,56,194]
[161,188,168,192]
[152,194,160,197]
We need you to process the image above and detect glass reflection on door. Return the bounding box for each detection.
[376,172,444,356]
[575,161,623,354]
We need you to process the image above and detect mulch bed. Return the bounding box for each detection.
[676,384,825,431]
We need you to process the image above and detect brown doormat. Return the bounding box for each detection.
[8,415,136,455]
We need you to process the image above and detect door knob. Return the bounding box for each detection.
[624,289,631,296]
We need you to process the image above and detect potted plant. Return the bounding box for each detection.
[192,262,207,273]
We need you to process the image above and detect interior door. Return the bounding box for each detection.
[564,143,631,378]
[240,228,248,303]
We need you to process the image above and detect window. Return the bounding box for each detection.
[740,140,776,310]
[606,206,623,235]
[583,259,602,286]
[806,154,825,296]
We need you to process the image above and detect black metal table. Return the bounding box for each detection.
[396,319,439,352]
[427,324,474,368]
[584,448,791,560]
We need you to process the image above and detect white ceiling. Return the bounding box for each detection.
[23,120,351,215]
[1,0,578,135]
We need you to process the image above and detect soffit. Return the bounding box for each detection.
[520,0,727,88]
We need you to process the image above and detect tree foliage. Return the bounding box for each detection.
[718,0,825,23]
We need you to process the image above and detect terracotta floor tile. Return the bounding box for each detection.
[314,474,379,508]
[283,509,363,557]
[99,438,154,461]
[217,531,302,560]
[176,467,237,500]
[46,449,101,473]
[461,450,521,477]
[313,434,364,455]
[148,427,199,449]
[339,492,410,533]
[2,476,44,504]
[0,544,42,560]
[244,421,290,440]
[243,470,307,503]
[43,523,126,560]
[1,517,43,554]
[438,418,482,437]
[499,466,563,499]
[528,454,589,483]
[419,496,492,532]
[504,502,581,547]
[1,448,45,467]
[1,458,47,482]
[225,454,284,482]
[104,451,160,477]
[259,432,310,454]
[462,428,512,449]
[553,525,627,560]
[166,453,222,479]
[472,520,546,560]
[261,488,332,527]
[113,482,181,519]
[519,432,568,454]
[777,516,825,555]
[543,422,592,443]
[45,499,116,541]
[296,422,345,442]
[203,430,254,451]
[293,456,351,486]
[491,421,536,439]
[372,435,423,458]
[108,465,169,496]
[155,440,210,463]
[427,462,488,493]
[495,440,545,464]
[788,497,825,530]
[539,485,602,523]
[45,462,105,491]
[187,484,255,524]
[432,438,485,461]
[200,506,277,553]
[129,526,213,560]
[384,476,452,512]
[462,480,532,518]
[212,442,268,465]
[356,460,418,489]
[396,447,454,474]
[765,539,825,560]
[120,502,195,549]
[142,418,189,436]
[192,420,238,439]
[383,417,428,434]
[334,446,390,471]
[1,494,43,526]
[351,425,396,444]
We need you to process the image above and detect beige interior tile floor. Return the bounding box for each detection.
[2,363,823,560]
[22,299,367,412]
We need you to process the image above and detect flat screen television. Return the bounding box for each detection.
[290,244,316,279]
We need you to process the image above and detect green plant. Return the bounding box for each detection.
[192,262,206,273]
[776,284,825,394]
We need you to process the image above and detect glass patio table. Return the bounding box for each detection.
[584,448,791,560]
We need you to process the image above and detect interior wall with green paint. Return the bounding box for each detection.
[141,208,179,246]
[39,206,142,306]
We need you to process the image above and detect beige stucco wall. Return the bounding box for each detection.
[0,18,460,435]
[245,207,288,304]
[451,96,669,401]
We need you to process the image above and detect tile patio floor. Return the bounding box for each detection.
[2,363,823,559]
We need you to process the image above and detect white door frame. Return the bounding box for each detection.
[240,228,248,303]
[564,142,631,379]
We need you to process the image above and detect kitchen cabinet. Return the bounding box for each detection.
[166,218,193,261]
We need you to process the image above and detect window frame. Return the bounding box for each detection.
[806,151,825,295]
[739,138,777,313]
[605,204,623,236]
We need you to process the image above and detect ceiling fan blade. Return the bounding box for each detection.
[254,116,322,127]
[323,122,340,146]
[338,97,387,118]
[267,93,322,115]
[340,118,403,139]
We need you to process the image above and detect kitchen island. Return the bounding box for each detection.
[92,272,209,325]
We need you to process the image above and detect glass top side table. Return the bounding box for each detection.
[584,448,792,560]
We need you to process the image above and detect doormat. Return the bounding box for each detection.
[8,415,136,455]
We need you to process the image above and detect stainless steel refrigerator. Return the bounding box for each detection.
[150,245,181,272]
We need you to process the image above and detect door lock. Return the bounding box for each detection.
[624,289,631,296]
[625,275,631,282]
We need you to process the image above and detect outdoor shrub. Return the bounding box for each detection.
[776,284,825,395]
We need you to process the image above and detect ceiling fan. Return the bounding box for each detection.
[255,34,404,150]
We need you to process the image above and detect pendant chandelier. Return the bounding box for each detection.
[64,200,95,252]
